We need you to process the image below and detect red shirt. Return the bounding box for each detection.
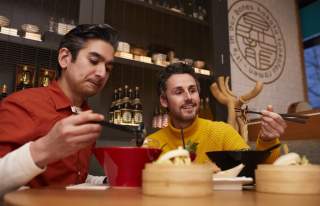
[0,81,93,187]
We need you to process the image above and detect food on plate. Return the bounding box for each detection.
[273,152,309,166]
[213,164,244,178]
[156,146,191,165]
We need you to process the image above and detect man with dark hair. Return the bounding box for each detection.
[145,63,287,164]
[0,24,118,195]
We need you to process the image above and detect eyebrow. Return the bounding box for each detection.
[172,84,197,91]
[88,52,106,62]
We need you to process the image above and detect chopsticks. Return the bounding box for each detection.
[235,107,309,124]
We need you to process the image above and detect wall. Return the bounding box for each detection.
[300,0,320,40]
[228,0,306,114]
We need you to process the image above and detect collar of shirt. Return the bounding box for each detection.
[47,80,90,112]
[167,116,200,139]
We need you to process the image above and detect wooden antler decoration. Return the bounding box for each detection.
[210,76,263,141]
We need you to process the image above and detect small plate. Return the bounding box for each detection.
[213,177,253,190]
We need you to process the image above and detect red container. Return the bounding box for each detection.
[94,147,162,187]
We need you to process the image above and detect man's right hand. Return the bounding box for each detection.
[30,110,104,168]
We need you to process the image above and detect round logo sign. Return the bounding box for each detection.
[229,0,286,84]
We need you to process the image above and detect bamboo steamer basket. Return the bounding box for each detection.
[142,163,213,197]
[255,164,320,195]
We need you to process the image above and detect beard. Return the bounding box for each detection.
[169,100,200,124]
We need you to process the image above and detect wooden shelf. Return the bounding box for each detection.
[121,0,209,26]
[0,32,60,50]
[0,32,211,79]
[114,56,212,79]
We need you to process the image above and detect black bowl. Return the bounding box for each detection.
[206,150,270,178]
[206,148,275,178]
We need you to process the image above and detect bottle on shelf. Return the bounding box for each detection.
[114,87,123,124]
[128,88,133,107]
[121,85,133,125]
[40,70,51,87]
[108,89,118,123]
[48,16,55,32]
[0,83,7,101]
[132,86,143,126]
[152,105,160,128]
[198,98,205,119]
[200,97,213,120]
[16,66,32,91]
[204,97,213,120]
[161,107,169,128]
[156,107,163,128]
[128,88,134,123]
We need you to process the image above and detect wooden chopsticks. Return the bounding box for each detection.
[235,107,309,124]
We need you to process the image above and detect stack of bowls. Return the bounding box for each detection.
[21,24,40,33]
[117,41,130,53]
[0,16,10,27]
[152,53,167,65]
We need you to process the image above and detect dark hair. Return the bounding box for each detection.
[158,63,200,96]
[56,24,119,78]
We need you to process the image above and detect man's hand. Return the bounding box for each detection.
[30,110,104,168]
[260,105,287,141]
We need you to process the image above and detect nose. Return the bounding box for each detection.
[95,64,107,78]
[184,91,192,100]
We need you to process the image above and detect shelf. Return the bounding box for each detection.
[114,56,212,79]
[0,31,60,51]
[0,32,211,79]
[121,0,209,26]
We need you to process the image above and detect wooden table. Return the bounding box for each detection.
[4,188,320,206]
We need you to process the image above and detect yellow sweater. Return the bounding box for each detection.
[146,117,280,164]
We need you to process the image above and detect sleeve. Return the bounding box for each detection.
[0,142,45,197]
[220,123,249,150]
[0,96,36,157]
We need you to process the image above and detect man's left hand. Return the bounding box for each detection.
[260,105,287,141]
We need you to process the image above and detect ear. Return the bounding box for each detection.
[160,94,168,109]
[58,48,72,72]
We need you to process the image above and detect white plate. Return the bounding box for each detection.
[213,177,253,190]
[66,183,109,190]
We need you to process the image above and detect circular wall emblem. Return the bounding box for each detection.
[229,0,286,84]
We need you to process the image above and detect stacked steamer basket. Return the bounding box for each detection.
[142,163,212,197]
[255,164,320,195]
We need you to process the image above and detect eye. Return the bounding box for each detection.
[89,58,99,65]
[174,90,183,95]
[189,87,197,93]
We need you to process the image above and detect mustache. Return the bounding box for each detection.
[181,101,197,108]
[88,79,103,86]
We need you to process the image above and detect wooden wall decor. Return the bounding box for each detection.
[210,76,263,141]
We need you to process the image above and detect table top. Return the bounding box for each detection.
[4,188,320,206]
